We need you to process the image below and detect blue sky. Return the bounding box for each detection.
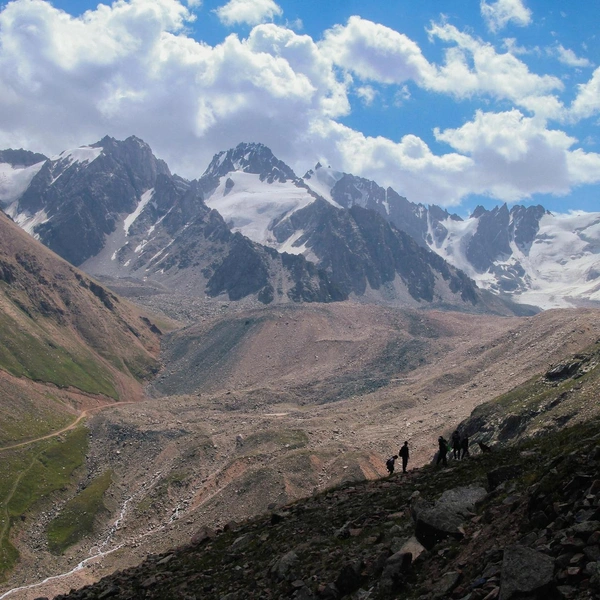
[0,0,599,216]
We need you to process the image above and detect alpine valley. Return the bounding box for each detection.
[0,137,599,600]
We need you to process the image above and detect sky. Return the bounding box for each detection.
[0,0,599,216]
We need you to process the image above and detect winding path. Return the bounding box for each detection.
[0,402,137,454]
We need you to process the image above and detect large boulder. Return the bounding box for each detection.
[411,486,487,549]
[499,545,554,600]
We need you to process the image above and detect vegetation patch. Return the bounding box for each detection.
[0,312,118,398]
[7,427,88,517]
[0,404,72,446]
[47,470,113,554]
[0,427,89,579]
[123,353,160,382]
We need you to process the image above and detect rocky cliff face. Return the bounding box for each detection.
[0,148,47,167]
[273,198,482,307]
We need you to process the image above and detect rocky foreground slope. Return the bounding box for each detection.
[53,415,600,600]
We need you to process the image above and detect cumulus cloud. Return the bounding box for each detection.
[425,23,561,111]
[215,0,282,27]
[309,118,475,206]
[0,1,597,208]
[356,85,377,106]
[552,44,593,68]
[320,18,562,116]
[481,0,532,33]
[435,110,600,200]
[568,67,600,121]
[319,16,435,85]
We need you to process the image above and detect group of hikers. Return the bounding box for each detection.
[386,441,410,474]
[386,429,470,475]
[435,429,470,466]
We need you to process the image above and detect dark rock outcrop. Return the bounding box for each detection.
[499,545,554,600]
[411,486,487,549]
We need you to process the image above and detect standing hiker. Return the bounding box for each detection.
[399,441,409,473]
[386,455,398,475]
[461,434,470,459]
[451,430,461,460]
[436,436,448,467]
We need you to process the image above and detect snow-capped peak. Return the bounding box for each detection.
[302,163,344,205]
[51,145,103,166]
[202,142,297,183]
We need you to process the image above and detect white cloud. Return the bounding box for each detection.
[319,16,436,86]
[552,44,593,68]
[435,109,600,200]
[0,1,597,209]
[393,85,411,107]
[0,2,347,177]
[425,23,561,111]
[320,18,562,117]
[568,67,600,121]
[356,85,377,106]
[502,37,538,55]
[481,0,532,33]
[215,0,282,27]
[309,119,475,206]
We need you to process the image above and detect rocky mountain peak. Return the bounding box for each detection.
[0,148,47,167]
[202,142,297,183]
[303,162,324,179]
[509,204,549,252]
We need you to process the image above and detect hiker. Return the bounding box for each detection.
[386,455,398,475]
[436,436,448,467]
[399,441,409,473]
[461,434,470,459]
[451,430,461,460]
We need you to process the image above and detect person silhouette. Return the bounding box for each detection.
[399,441,409,473]
[436,436,448,467]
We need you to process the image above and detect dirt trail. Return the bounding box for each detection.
[0,402,137,453]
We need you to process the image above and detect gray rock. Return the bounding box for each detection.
[569,520,600,536]
[499,545,554,600]
[270,550,299,581]
[412,486,487,549]
[335,560,364,595]
[379,552,412,595]
[584,560,600,581]
[229,533,252,551]
[432,571,461,598]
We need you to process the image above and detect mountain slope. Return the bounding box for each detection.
[2,302,599,597]
[0,210,163,443]
[0,210,169,582]
[4,137,598,310]
[51,415,600,600]
[200,144,504,312]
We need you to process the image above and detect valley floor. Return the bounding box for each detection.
[2,303,600,599]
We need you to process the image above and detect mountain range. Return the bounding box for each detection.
[3,136,597,312]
